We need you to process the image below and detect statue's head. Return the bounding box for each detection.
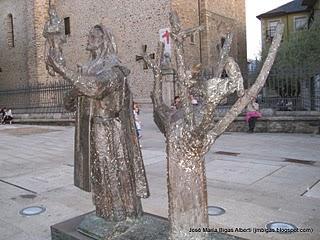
[86,24,117,55]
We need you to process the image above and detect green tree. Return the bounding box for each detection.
[274,17,320,75]
[263,17,320,97]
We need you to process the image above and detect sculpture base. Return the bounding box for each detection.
[51,211,169,240]
[51,212,247,240]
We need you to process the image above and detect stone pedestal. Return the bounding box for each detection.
[51,211,168,240]
[51,212,247,240]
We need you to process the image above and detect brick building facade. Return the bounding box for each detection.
[0,0,246,103]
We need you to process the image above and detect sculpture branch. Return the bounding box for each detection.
[178,25,204,40]
[208,24,284,146]
[214,32,233,78]
[142,43,170,135]
[193,33,234,136]
[169,11,203,128]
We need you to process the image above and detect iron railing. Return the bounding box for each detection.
[0,68,319,117]
[0,81,73,115]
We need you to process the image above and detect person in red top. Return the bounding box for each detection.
[246,98,261,133]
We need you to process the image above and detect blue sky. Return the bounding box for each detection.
[246,0,292,59]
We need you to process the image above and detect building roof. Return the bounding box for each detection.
[257,0,308,19]
[302,0,318,7]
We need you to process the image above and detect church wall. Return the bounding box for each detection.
[55,0,171,102]
[0,0,247,104]
[0,0,29,89]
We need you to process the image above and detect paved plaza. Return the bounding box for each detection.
[0,107,320,240]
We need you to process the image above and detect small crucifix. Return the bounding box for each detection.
[136,45,155,70]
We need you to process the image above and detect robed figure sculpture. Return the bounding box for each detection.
[43,8,149,222]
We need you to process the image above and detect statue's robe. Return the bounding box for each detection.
[74,96,91,192]
[66,55,149,221]
[64,89,92,192]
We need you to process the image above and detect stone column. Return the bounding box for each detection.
[26,0,52,85]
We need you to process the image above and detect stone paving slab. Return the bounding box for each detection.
[0,109,320,240]
[205,160,283,185]
[0,127,62,136]
[305,180,320,199]
[251,165,320,197]
[2,165,73,194]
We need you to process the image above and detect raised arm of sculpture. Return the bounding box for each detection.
[44,9,125,98]
[194,33,234,134]
[169,11,204,128]
[205,23,284,148]
[45,50,126,98]
[142,42,170,135]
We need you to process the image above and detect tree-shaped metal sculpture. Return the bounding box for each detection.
[142,11,284,240]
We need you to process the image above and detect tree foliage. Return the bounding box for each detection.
[273,17,320,76]
[259,18,320,97]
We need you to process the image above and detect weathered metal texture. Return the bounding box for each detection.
[63,87,92,192]
[44,9,149,222]
[53,86,91,191]
[142,11,284,240]
[166,128,208,240]
[74,96,91,192]
[77,212,169,240]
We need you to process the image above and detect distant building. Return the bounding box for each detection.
[0,0,246,104]
[302,0,320,24]
[257,0,310,49]
[257,0,320,111]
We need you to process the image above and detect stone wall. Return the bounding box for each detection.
[172,0,201,69]
[32,0,52,84]
[0,0,247,104]
[55,0,171,103]
[224,116,320,134]
[172,0,247,74]
[0,0,56,90]
[0,0,29,89]
[13,111,320,134]
[201,0,247,74]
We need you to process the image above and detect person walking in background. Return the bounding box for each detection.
[3,108,13,124]
[246,98,261,133]
[133,102,142,140]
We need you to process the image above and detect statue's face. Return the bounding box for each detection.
[86,27,104,51]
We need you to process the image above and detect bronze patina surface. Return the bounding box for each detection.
[44,7,149,224]
[142,11,283,240]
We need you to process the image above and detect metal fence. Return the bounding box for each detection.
[0,81,73,115]
[0,67,319,117]
[248,66,320,111]
[184,67,320,112]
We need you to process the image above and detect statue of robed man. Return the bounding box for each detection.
[43,8,149,222]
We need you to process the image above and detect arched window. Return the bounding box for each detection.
[6,14,14,48]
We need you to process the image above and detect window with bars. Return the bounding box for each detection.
[6,14,14,48]
[266,20,280,41]
[294,16,308,31]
